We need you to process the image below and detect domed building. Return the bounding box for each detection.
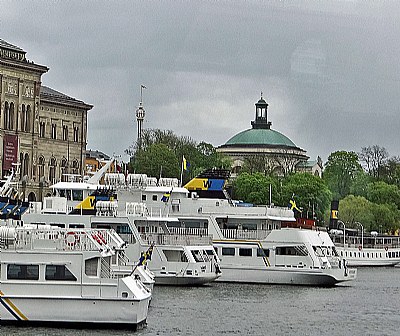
[217,94,321,177]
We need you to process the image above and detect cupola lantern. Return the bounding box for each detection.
[251,92,272,129]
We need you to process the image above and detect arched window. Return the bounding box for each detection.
[4,101,9,129]
[71,159,79,175]
[61,158,68,181]
[23,153,29,178]
[26,105,31,132]
[8,102,14,130]
[19,152,24,180]
[38,156,45,179]
[21,104,26,132]
[49,157,57,184]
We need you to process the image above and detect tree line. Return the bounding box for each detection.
[127,130,400,233]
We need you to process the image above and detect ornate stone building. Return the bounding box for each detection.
[217,94,321,177]
[0,38,92,201]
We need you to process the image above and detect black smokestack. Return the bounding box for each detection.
[329,200,339,230]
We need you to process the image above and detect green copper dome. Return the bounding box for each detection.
[225,128,297,147]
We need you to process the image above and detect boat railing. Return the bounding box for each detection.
[139,233,213,246]
[331,235,400,249]
[168,227,209,237]
[1,227,120,254]
[221,228,271,240]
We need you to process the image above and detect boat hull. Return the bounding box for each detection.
[216,265,356,286]
[0,296,151,329]
[154,272,220,286]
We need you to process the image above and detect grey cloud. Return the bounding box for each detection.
[2,0,399,162]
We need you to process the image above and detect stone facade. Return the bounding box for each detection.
[0,39,92,201]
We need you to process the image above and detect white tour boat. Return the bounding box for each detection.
[103,169,356,286]
[0,226,151,329]
[23,189,221,286]
[330,229,400,267]
[328,200,400,267]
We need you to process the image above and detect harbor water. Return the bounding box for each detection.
[1,267,399,336]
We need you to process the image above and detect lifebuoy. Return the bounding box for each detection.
[66,231,78,247]
[358,245,362,251]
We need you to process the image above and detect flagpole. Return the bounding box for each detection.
[180,156,184,187]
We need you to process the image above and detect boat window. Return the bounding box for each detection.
[85,257,99,277]
[257,248,269,257]
[239,248,252,257]
[192,250,206,262]
[45,265,77,281]
[7,264,39,280]
[152,195,157,201]
[163,249,187,262]
[332,247,339,257]
[72,189,83,201]
[66,189,72,200]
[242,223,257,231]
[277,246,308,256]
[50,223,65,228]
[222,247,235,256]
[142,195,147,201]
[116,225,132,234]
[69,223,85,229]
[205,249,215,256]
[59,189,66,198]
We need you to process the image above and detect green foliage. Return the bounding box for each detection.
[130,143,179,177]
[127,129,231,182]
[280,173,332,223]
[370,203,400,234]
[232,172,279,205]
[337,195,374,230]
[366,181,400,209]
[323,151,362,199]
[349,170,373,197]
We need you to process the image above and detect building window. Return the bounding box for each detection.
[51,123,57,139]
[20,104,31,132]
[49,157,57,183]
[71,160,79,175]
[73,126,79,142]
[38,156,45,179]
[23,153,29,178]
[62,125,68,141]
[61,158,68,181]
[4,101,14,130]
[39,121,46,137]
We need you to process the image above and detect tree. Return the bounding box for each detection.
[350,170,373,197]
[381,156,400,187]
[232,172,279,205]
[366,181,400,209]
[130,143,180,178]
[127,129,231,182]
[359,145,389,179]
[337,195,374,230]
[241,154,276,175]
[280,172,332,223]
[323,151,362,199]
[370,203,399,234]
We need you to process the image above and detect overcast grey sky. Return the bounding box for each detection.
[2,0,399,162]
